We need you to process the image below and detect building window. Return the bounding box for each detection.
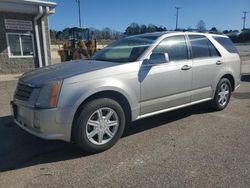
[6,33,35,58]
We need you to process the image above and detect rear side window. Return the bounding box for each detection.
[208,40,221,57]
[212,36,238,53]
[153,35,188,61]
[189,35,220,59]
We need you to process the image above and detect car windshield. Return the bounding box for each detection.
[91,36,158,63]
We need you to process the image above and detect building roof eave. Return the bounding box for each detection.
[0,0,57,15]
[0,0,57,8]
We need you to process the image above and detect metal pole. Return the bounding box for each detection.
[76,0,82,28]
[242,11,249,30]
[175,7,181,30]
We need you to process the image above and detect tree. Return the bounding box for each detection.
[147,24,157,33]
[89,27,124,40]
[102,27,112,39]
[140,24,147,34]
[209,27,220,34]
[157,26,167,32]
[124,23,140,35]
[90,28,101,40]
[112,30,124,40]
[222,30,229,34]
[124,23,167,35]
[196,20,206,32]
[131,23,141,34]
[227,33,238,43]
[187,26,194,31]
[50,29,57,42]
[55,31,63,41]
[124,26,133,36]
[62,28,71,39]
[238,29,250,43]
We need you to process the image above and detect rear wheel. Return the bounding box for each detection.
[211,78,232,111]
[73,98,126,153]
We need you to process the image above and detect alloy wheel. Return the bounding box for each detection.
[218,82,230,106]
[86,107,119,145]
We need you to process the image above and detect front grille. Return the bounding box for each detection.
[15,83,33,101]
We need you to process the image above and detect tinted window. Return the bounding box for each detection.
[189,35,210,58]
[208,40,221,57]
[213,36,238,53]
[153,35,188,61]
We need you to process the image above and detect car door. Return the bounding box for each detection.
[187,35,225,102]
[139,35,192,116]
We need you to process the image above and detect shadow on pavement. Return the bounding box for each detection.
[233,92,250,99]
[0,103,214,172]
[0,116,87,172]
[123,103,212,137]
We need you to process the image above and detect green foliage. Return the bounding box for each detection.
[227,33,238,43]
[209,27,220,34]
[238,29,250,43]
[124,23,167,36]
[50,24,250,44]
[222,29,250,43]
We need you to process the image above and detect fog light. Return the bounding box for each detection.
[33,112,40,129]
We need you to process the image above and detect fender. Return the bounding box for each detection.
[59,78,140,127]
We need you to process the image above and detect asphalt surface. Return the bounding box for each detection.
[0,55,250,188]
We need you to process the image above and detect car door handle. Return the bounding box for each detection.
[216,60,223,65]
[181,65,192,71]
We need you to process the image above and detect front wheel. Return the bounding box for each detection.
[211,78,232,111]
[73,98,126,153]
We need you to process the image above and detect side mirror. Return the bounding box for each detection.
[148,52,169,65]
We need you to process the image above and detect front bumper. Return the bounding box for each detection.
[11,101,72,142]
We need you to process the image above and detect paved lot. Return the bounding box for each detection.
[0,48,250,187]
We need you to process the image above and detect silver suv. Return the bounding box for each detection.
[12,32,241,153]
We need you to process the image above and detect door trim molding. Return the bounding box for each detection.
[137,98,212,120]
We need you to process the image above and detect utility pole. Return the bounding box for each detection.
[175,7,181,30]
[242,11,249,30]
[76,0,82,28]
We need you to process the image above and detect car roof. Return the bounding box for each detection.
[132,31,227,38]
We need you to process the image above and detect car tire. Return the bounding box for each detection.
[211,78,232,111]
[73,98,126,153]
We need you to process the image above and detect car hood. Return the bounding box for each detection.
[20,60,119,86]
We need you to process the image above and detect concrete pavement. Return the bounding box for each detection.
[0,46,250,188]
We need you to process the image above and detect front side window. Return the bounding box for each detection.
[7,33,34,57]
[189,35,221,59]
[153,35,188,61]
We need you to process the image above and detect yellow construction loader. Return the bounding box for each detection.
[58,27,97,62]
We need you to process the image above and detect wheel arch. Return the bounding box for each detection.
[221,74,235,91]
[71,90,132,142]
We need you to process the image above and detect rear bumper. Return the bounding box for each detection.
[11,101,72,142]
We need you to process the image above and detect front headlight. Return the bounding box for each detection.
[35,80,63,108]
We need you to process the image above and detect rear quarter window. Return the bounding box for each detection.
[188,35,220,59]
[212,36,238,53]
